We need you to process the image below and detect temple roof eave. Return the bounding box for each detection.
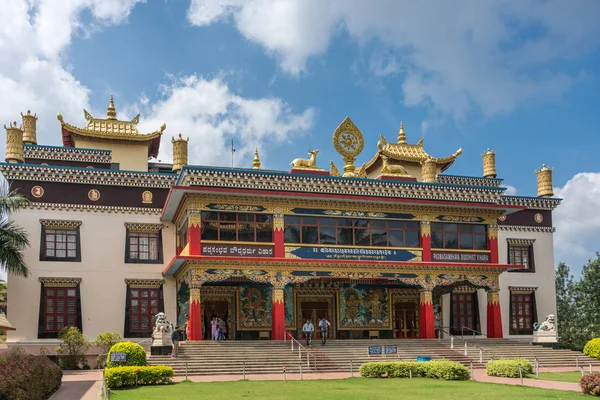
[361,145,461,174]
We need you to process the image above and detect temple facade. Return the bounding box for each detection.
[2,99,560,348]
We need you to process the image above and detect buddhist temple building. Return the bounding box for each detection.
[1,99,560,349]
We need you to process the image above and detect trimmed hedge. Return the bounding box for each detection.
[106,341,147,369]
[486,358,533,378]
[580,373,600,396]
[359,360,470,381]
[0,350,62,400]
[104,366,174,389]
[584,338,600,360]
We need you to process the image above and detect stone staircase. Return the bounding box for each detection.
[147,338,600,376]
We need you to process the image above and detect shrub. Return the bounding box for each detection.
[94,331,122,368]
[55,326,91,370]
[0,349,62,400]
[581,373,600,396]
[486,358,533,378]
[359,360,469,381]
[584,338,600,360]
[104,366,174,389]
[106,342,147,369]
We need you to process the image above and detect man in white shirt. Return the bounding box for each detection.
[319,317,331,345]
[302,319,314,346]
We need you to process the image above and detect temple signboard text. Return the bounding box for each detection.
[432,251,490,263]
[201,244,274,257]
[287,246,421,262]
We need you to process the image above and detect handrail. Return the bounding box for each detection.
[461,326,487,339]
[287,332,318,371]
[435,326,454,339]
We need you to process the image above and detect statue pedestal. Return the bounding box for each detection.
[151,332,173,355]
[533,331,558,346]
[289,168,330,176]
[376,174,417,182]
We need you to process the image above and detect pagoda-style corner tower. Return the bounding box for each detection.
[361,123,462,181]
[57,96,166,171]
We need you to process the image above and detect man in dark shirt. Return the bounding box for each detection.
[171,329,181,358]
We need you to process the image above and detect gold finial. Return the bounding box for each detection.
[397,121,406,143]
[5,121,24,163]
[535,164,554,197]
[481,148,497,178]
[332,116,364,177]
[107,95,117,120]
[21,110,38,144]
[421,157,437,183]
[253,148,261,169]
[172,133,189,173]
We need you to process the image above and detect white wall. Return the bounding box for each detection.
[6,208,176,343]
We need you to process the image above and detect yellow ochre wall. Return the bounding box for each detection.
[74,138,150,171]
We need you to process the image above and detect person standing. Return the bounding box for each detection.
[171,329,180,358]
[211,317,218,340]
[319,317,331,345]
[302,319,314,347]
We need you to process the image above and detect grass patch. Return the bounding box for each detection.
[110,378,587,400]
[536,371,588,383]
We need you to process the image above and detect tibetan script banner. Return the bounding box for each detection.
[432,251,490,263]
[286,246,421,262]
[201,244,274,257]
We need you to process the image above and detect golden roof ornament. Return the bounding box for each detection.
[536,164,554,197]
[397,122,406,144]
[332,116,364,177]
[4,121,24,163]
[107,95,117,120]
[291,149,322,170]
[481,148,497,179]
[172,133,189,173]
[253,148,261,169]
[21,110,38,144]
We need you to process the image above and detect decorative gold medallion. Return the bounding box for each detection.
[534,213,543,223]
[142,190,153,204]
[498,215,506,222]
[332,116,364,177]
[31,186,44,198]
[88,189,101,201]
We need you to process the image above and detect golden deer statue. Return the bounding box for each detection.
[381,154,407,175]
[291,150,319,169]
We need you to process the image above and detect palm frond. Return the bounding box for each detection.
[0,191,30,214]
[0,214,30,278]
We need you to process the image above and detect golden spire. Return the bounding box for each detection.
[253,148,261,169]
[397,121,406,144]
[107,95,117,120]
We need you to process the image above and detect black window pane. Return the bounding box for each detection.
[237,223,254,241]
[201,211,218,220]
[405,231,420,248]
[256,214,272,223]
[473,224,486,233]
[388,220,403,229]
[201,222,218,240]
[371,229,387,246]
[338,219,353,227]
[431,232,443,248]
[319,227,336,244]
[445,233,459,249]
[354,219,370,229]
[372,220,387,229]
[302,217,318,226]
[354,229,370,246]
[301,226,319,244]
[220,213,237,222]
[284,216,301,225]
[337,228,353,245]
[458,224,473,233]
[459,233,473,249]
[219,223,236,241]
[404,221,420,230]
[443,223,458,232]
[431,222,444,231]
[474,235,488,250]
[256,226,273,243]
[237,213,253,222]
[320,218,337,227]
[388,230,404,247]
[284,226,301,243]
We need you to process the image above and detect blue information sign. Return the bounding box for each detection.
[110,352,127,363]
[368,345,382,355]
[384,345,398,355]
[289,246,419,262]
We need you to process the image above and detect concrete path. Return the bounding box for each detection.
[50,365,595,399]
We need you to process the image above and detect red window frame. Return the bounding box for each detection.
[431,223,488,250]
[128,232,160,261]
[200,212,273,242]
[508,245,534,271]
[128,288,160,332]
[451,293,476,334]
[44,229,78,259]
[510,292,534,334]
[44,287,77,333]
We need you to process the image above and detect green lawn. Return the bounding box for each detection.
[110,378,590,400]
[535,371,587,383]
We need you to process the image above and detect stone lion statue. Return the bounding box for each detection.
[534,314,556,332]
[153,312,172,334]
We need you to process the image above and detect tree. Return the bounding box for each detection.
[0,279,6,313]
[555,262,586,349]
[579,253,600,339]
[0,174,30,277]
[55,326,91,370]
[93,331,122,368]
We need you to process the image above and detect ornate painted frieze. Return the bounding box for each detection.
[39,277,81,287]
[499,225,555,233]
[29,202,162,215]
[124,222,163,233]
[436,215,484,223]
[206,204,266,212]
[124,278,164,288]
[0,163,176,188]
[436,174,503,187]
[24,145,112,164]
[500,195,561,211]
[178,168,505,203]
[506,238,536,246]
[39,219,82,230]
[292,208,414,219]
[508,286,537,293]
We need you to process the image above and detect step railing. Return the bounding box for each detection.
[460,326,487,340]
[287,332,318,371]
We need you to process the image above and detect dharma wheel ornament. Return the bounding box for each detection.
[332,116,364,177]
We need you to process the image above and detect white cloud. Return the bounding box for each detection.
[0,0,144,156]
[554,173,600,273]
[504,185,518,196]
[136,74,314,167]
[187,0,600,119]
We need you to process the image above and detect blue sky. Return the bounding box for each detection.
[1,0,600,276]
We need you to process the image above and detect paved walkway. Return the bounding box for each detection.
[50,365,594,399]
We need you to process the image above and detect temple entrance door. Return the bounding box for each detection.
[298,299,334,340]
[395,302,418,338]
[203,299,232,340]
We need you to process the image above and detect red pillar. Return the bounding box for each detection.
[486,290,503,338]
[419,290,435,338]
[271,286,286,340]
[273,215,284,258]
[188,214,201,256]
[488,225,498,264]
[420,221,432,262]
[188,284,203,341]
